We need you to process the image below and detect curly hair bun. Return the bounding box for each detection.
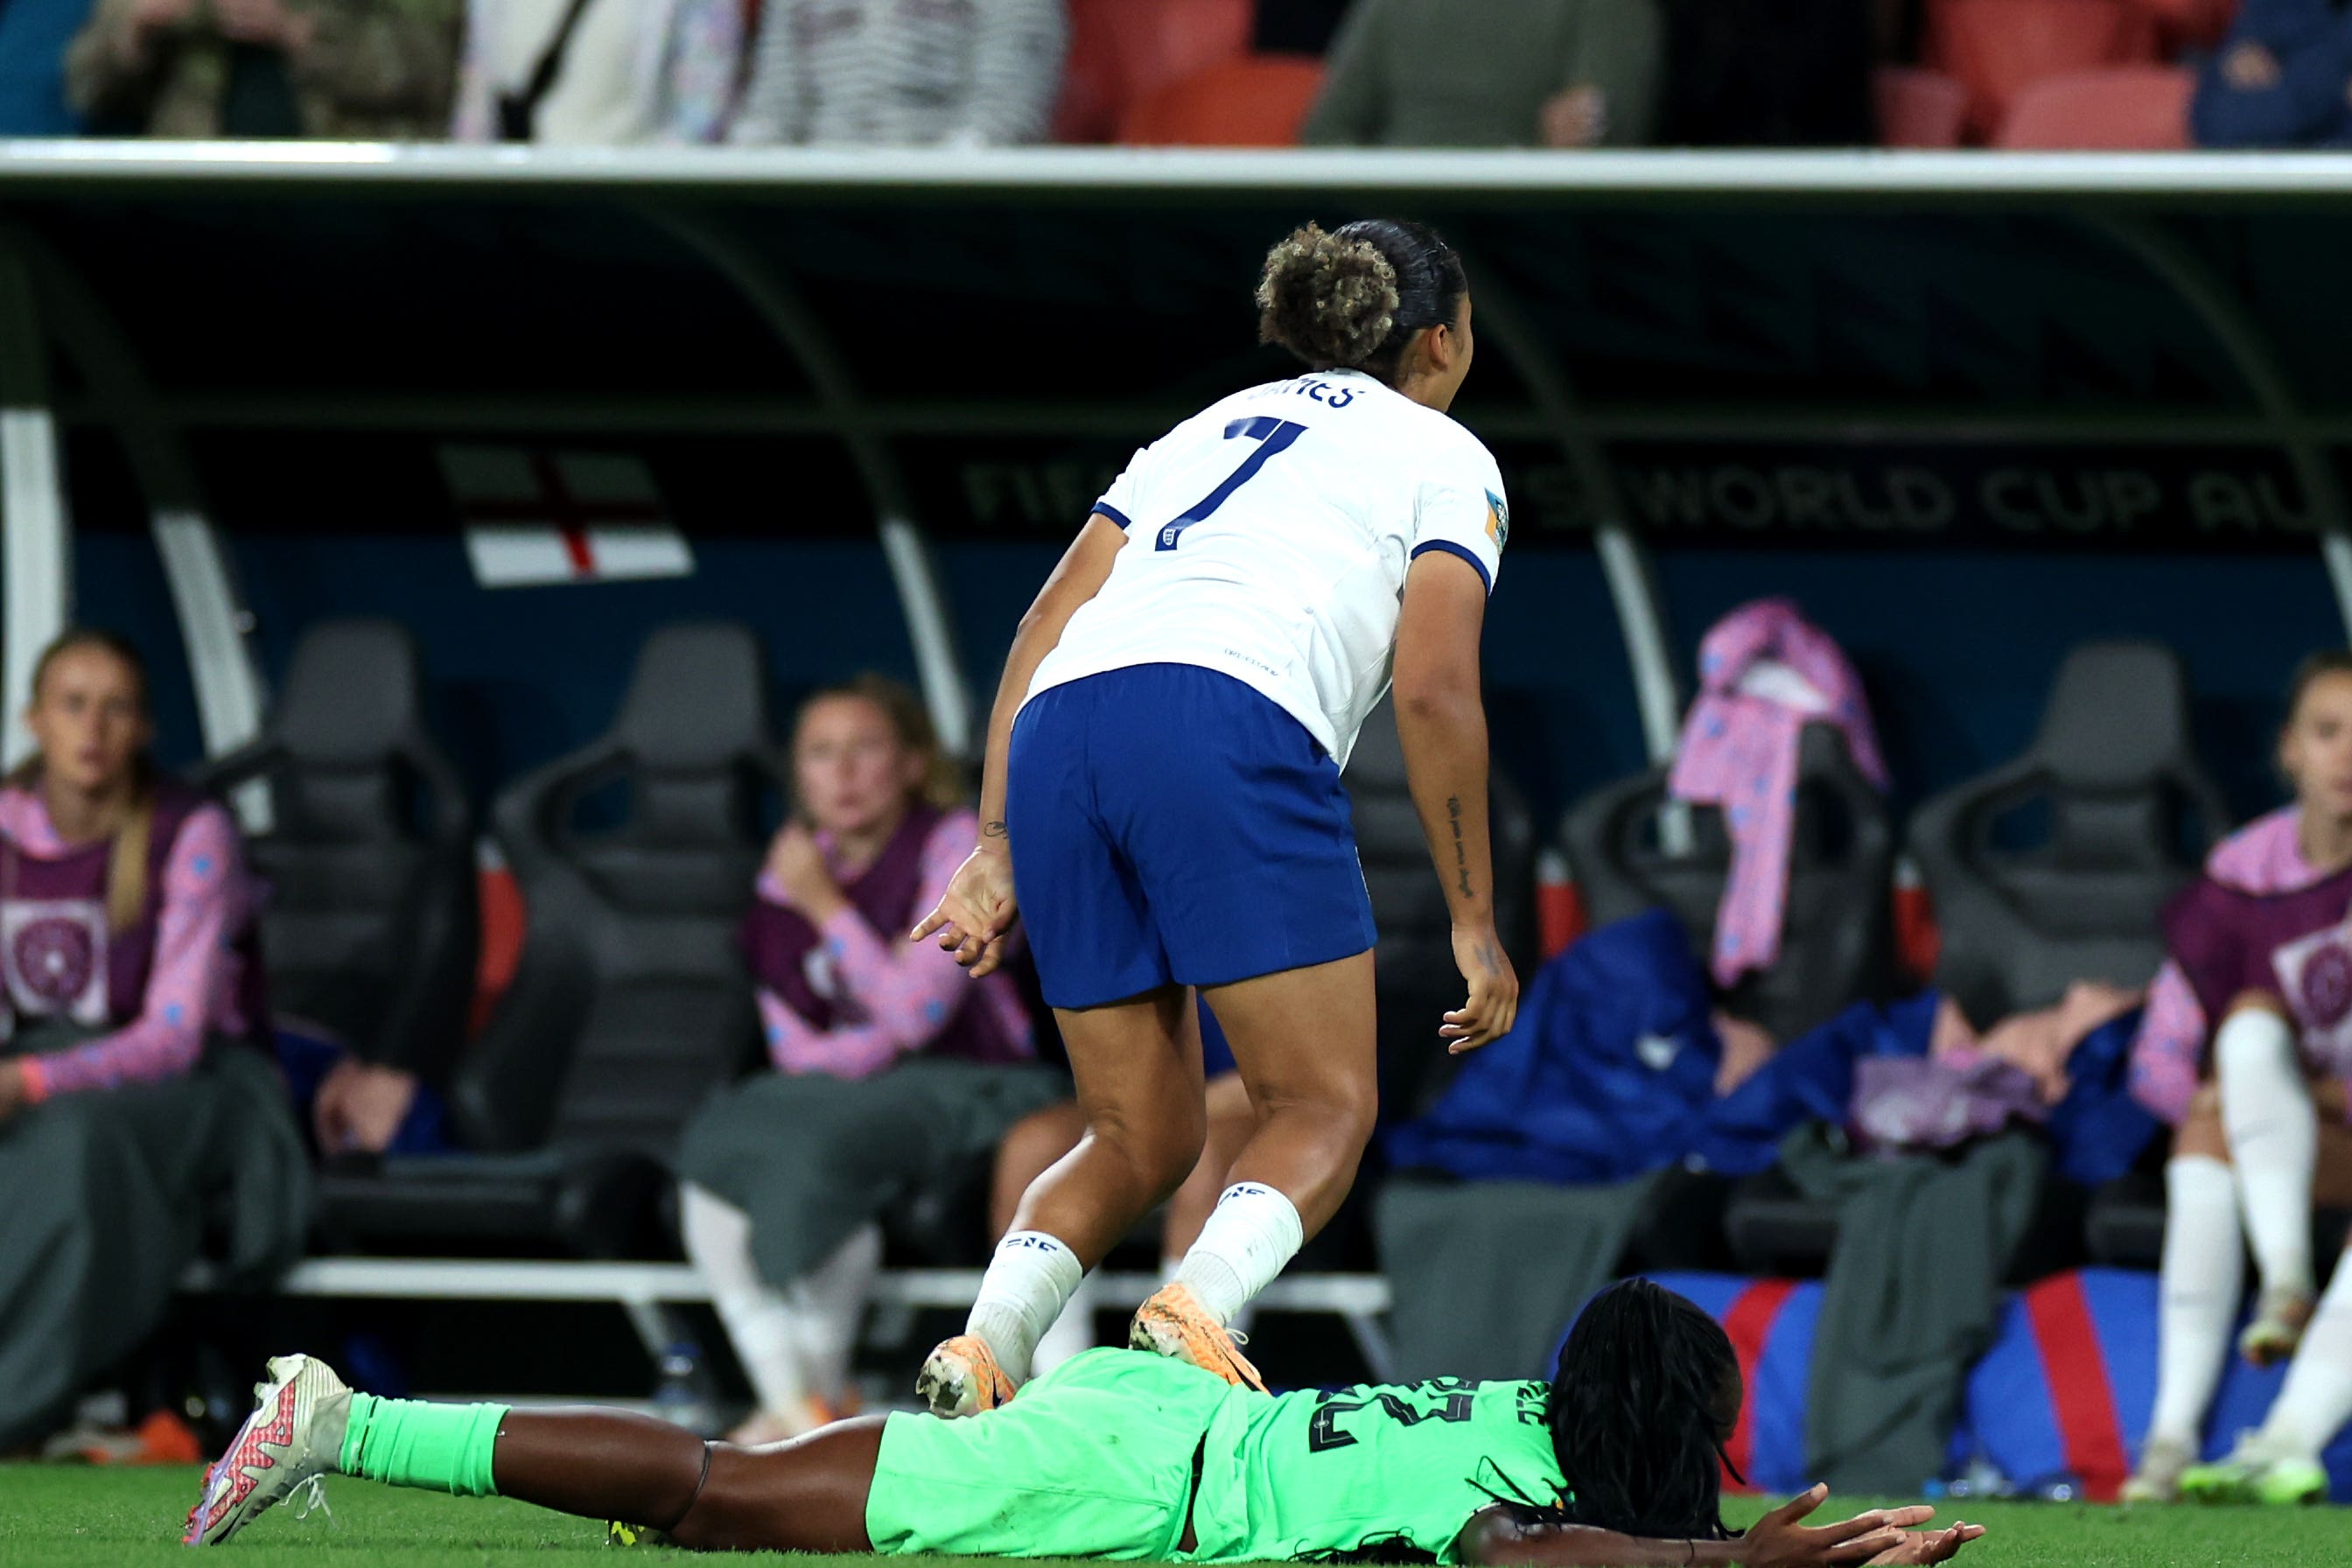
[1256,221,1401,370]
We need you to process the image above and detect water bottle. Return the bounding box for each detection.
[651,1342,715,1436]
[1932,1455,2013,1502]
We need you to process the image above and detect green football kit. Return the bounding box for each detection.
[864,1349,1568,1563]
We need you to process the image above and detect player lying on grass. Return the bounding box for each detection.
[186,1279,1984,1564]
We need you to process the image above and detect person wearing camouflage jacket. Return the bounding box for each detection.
[68,0,460,139]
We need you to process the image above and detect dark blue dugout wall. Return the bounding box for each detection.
[72,526,209,774]
[943,542,1645,821]
[78,522,1642,823]
[217,534,919,796]
[1466,550,1647,822]
[934,538,2344,830]
[76,512,2334,835]
[1652,547,2342,824]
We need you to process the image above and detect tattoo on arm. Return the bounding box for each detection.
[1446,794,1474,900]
[983,820,1009,840]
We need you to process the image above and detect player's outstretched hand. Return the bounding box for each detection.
[913,844,1019,977]
[1737,1486,1939,1567]
[1442,923,1520,1054]
[1863,1524,1984,1565]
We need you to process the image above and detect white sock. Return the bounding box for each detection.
[786,1222,883,1406]
[2217,1008,2318,1299]
[680,1184,810,1418]
[1161,1252,1256,1338]
[1172,1183,1304,1325]
[2261,1254,2352,1460]
[1031,1271,1103,1376]
[2147,1155,2245,1448]
[965,1230,1084,1384]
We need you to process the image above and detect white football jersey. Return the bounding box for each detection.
[1026,370,1508,771]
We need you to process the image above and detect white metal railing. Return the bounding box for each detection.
[6,144,2352,200]
[179,1257,1400,1383]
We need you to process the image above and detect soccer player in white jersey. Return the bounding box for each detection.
[910,217,1521,1415]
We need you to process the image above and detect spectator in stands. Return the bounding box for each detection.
[1301,0,1662,149]
[675,675,1061,1445]
[1256,0,1351,55]
[0,629,304,1452]
[990,1014,1256,1370]
[451,0,758,144]
[1872,0,1922,65]
[0,0,93,134]
[2124,651,2352,1503]
[728,0,1068,148]
[66,0,460,138]
[1656,0,1874,146]
[2190,0,2352,148]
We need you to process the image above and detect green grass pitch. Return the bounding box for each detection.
[0,1466,2340,1566]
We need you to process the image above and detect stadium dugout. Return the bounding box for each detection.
[12,145,2352,787]
[11,144,2352,1404]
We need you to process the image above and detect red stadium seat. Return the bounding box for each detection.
[1052,0,1125,143]
[1054,0,1255,143]
[1117,55,1328,147]
[1995,65,2194,148]
[472,863,527,1035]
[1873,66,1970,147]
[1928,0,2160,139]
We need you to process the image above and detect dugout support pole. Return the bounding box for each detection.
[0,230,68,771]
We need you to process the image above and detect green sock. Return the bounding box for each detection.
[338,1393,509,1498]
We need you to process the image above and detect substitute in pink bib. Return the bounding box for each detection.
[2128,650,2352,1503]
[675,675,1059,1446]
[0,628,304,1455]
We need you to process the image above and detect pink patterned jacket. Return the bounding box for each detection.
[751,808,1033,1080]
[2129,806,2337,1124]
[0,782,256,1101]
[1667,598,1888,987]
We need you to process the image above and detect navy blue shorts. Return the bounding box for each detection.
[1008,664,1377,1011]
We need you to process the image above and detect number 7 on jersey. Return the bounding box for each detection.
[1157,416,1309,550]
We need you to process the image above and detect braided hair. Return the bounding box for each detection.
[1544,1279,1742,1542]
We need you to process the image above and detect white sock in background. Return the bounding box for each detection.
[2147,1155,2246,1449]
[2260,1253,2352,1460]
[787,1222,884,1407]
[1172,1183,1304,1325]
[965,1230,1085,1383]
[1031,1271,1104,1376]
[2216,1007,2319,1299]
[680,1183,810,1419]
